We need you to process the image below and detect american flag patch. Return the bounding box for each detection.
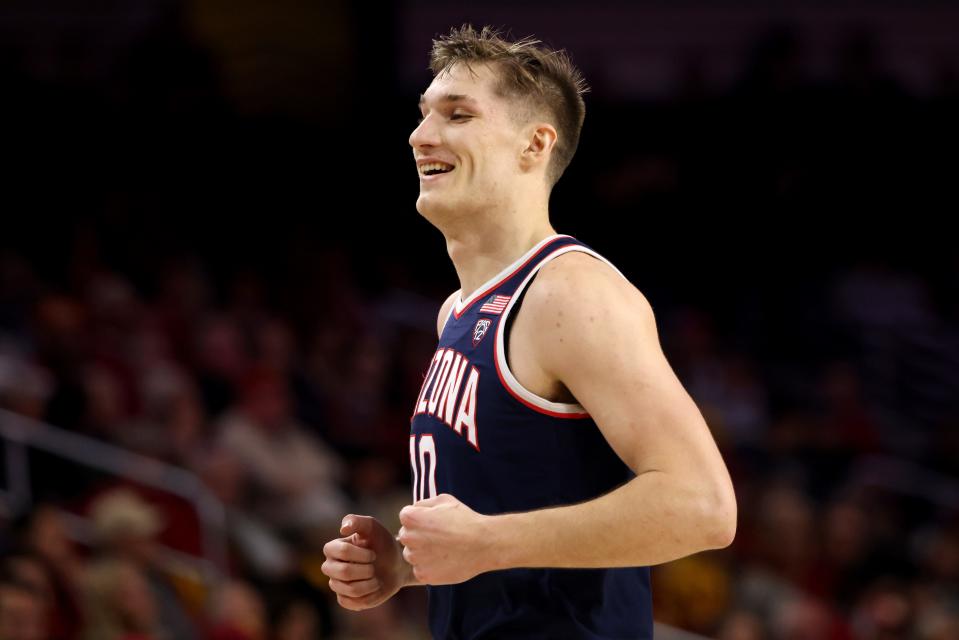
[479,294,511,315]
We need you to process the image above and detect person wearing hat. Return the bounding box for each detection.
[87,488,197,640]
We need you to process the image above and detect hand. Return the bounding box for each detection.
[398,494,495,585]
[321,514,413,610]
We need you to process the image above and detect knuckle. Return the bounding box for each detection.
[346,565,363,580]
[357,564,375,580]
[354,550,371,563]
[347,580,372,597]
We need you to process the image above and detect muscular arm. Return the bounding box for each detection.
[493,253,735,567]
[399,254,736,582]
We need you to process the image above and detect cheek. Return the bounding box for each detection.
[471,143,515,177]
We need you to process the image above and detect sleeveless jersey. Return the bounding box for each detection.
[409,234,653,640]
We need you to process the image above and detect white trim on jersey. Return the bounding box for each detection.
[439,294,457,336]
[494,245,629,416]
[452,234,571,317]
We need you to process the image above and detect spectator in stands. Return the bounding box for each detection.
[81,559,160,640]
[15,507,83,640]
[0,574,48,640]
[88,489,197,640]
[214,367,347,538]
[206,580,266,640]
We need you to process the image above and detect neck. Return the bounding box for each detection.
[443,204,556,301]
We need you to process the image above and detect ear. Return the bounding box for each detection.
[520,122,558,173]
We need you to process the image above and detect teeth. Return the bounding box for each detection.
[420,162,454,175]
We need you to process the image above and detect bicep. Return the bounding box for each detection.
[532,265,720,478]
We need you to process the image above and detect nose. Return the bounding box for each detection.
[409,113,440,150]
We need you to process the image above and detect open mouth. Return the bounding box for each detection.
[419,162,455,177]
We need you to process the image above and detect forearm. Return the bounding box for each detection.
[485,471,735,571]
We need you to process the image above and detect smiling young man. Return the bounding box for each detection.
[321,25,737,639]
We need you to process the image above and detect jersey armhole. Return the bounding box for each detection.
[438,291,459,337]
[494,245,630,419]
[494,246,609,419]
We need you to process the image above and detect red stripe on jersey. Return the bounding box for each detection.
[492,338,590,420]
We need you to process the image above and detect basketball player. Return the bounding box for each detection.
[321,26,737,639]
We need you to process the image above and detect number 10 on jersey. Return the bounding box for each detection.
[410,433,437,502]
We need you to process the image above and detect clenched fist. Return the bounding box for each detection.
[397,493,497,585]
[321,515,415,610]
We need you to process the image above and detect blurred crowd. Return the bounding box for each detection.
[0,252,434,640]
[2,2,959,639]
[1,243,957,640]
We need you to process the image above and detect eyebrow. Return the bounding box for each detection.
[418,93,478,107]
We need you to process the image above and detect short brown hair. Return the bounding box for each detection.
[429,25,588,187]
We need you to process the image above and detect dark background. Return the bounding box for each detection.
[1,1,958,639]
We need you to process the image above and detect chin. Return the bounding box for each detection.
[416,192,456,223]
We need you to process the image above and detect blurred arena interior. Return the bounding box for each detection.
[1,0,958,638]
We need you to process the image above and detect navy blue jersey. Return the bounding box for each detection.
[409,235,653,640]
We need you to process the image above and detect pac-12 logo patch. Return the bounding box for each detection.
[472,318,492,347]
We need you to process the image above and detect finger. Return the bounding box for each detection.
[321,559,376,581]
[323,539,376,563]
[348,531,380,550]
[399,505,421,526]
[397,527,420,550]
[329,577,380,598]
[340,514,376,538]
[336,593,377,611]
[414,493,455,507]
[412,565,429,585]
[402,546,416,565]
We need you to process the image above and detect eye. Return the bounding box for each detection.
[450,113,472,121]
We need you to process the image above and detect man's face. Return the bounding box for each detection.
[410,62,528,220]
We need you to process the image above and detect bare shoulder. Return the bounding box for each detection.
[436,290,460,338]
[524,251,655,330]
[518,251,659,377]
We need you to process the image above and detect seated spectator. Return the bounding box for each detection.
[206,580,265,640]
[82,559,159,640]
[88,489,197,640]
[214,368,347,536]
[13,506,83,640]
[0,573,48,640]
